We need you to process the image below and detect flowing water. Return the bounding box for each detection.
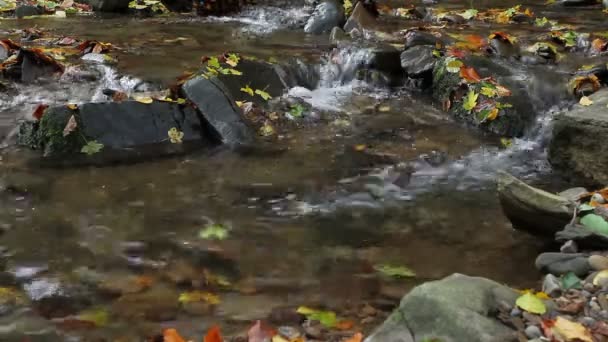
[0,0,605,339]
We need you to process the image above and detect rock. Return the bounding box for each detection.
[556,0,598,5]
[560,240,578,254]
[304,0,344,34]
[14,5,42,18]
[17,100,215,164]
[0,310,61,341]
[330,27,350,45]
[542,274,562,297]
[549,88,608,185]
[497,171,574,236]
[20,49,64,83]
[556,223,608,249]
[488,37,520,59]
[524,325,542,339]
[400,45,436,84]
[23,278,91,318]
[343,1,376,33]
[182,75,255,146]
[112,285,179,321]
[589,255,608,271]
[366,274,517,342]
[535,253,590,276]
[404,30,449,49]
[81,0,129,12]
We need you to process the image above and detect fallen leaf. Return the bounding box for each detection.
[204,325,223,342]
[460,66,482,83]
[335,320,354,330]
[516,292,546,314]
[168,127,184,144]
[580,213,608,235]
[344,333,363,342]
[297,307,337,328]
[255,89,272,101]
[62,115,78,137]
[163,328,187,342]
[593,270,608,286]
[178,291,220,305]
[32,104,49,120]
[552,316,592,342]
[579,96,593,106]
[240,85,254,96]
[445,57,464,73]
[462,90,479,112]
[67,103,78,110]
[134,96,153,104]
[199,224,229,240]
[248,320,273,342]
[561,272,582,290]
[81,140,104,155]
[374,264,416,278]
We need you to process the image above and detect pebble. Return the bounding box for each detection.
[600,310,608,320]
[591,193,606,204]
[510,308,522,317]
[581,290,592,298]
[542,274,561,297]
[589,255,608,271]
[560,240,578,254]
[580,316,595,327]
[524,325,542,339]
[583,282,595,292]
[589,301,601,312]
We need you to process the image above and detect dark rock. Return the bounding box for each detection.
[488,38,520,59]
[17,100,216,164]
[555,0,598,5]
[162,0,192,12]
[400,45,436,82]
[14,5,42,18]
[182,75,255,146]
[20,50,64,83]
[268,306,305,325]
[560,240,578,253]
[404,30,450,49]
[549,88,608,185]
[344,1,376,33]
[366,274,518,342]
[280,58,320,90]
[82,0,130,12]
[439,14,466,24]
[535,252,590,276]
[304,0,344,34]
[23,278,91,318]
[497,171,574,236]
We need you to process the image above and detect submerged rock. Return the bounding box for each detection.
[497,171,574,236]
[304,0,344,34]
[365,274,517,342]
[14,5,42,18]
[556,223,608,249]
[549,88,608,185]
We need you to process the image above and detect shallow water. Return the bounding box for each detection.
[0,0,602,338]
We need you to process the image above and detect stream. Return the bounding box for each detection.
[0,0,606,340]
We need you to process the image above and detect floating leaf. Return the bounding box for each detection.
[374,264,416,278]
[63,115,78,137]
[204,325,223,342]
[32,104,49,120]
[445,57,463,73]
[289,104,305,118]
[297,307,337,327]
[199,224,228,240]
[579,96,593,106]
[259,121,275,136]
[81,140,104,155]
[552,316,593,342]
[75,308,109,327]
[593,270,608,286]
[240,85,254,96]
[168,127,184,144]
[561,272,582,290]
[255,89,272,101]
[178,291,220,305]
[480,84,497,97]
[516,292,546,314]
[580,213,608,235]
[134,96,153,104]
[462,90,478,112]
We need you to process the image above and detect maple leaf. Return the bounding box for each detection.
[462,90,479,112]
[163,328,187,342]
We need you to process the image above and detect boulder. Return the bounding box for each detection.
[343,1,376,33]
[535,252,590,276]
[82,0,130,12]
[555,223,608,249]
[23,277,92,318]
[304,0,344,34]
[497,171,574,236]
[549,88,608,186]
[16,100,216,164]
[14,5,42,18]
[400,45,436,84]
[365,274,518,342]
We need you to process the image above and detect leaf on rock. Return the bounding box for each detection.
[373,264,416,278]
[204,325,223,342]
[67,103,78,110]
[134,96,153,104]
[255,89,272,101]
[460,66,481,83]
[62,115,78,137]
[552,316,593,342]
[240,85,254,96]
[561,272,582,290]
[296,307,337,328]
[462,90,478,112]
[178,291,220,305]
[163,328,187,342]
[168,127,184,144]
[579,96,593,106]
[199,224,229,240]
[81,140,104,155]
[516,292,546,314]
[226,53,240,67]
[445,57,464,73]
[33,104,49,120]
[460,8,478,20]
[580,213,608,236]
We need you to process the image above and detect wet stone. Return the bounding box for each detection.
[589,255,608,271]
[542,274,562,298]
[304,0,344,34]
[23,278,91,318]
[560,240,578,254]
[525,325,542,339]
[535,253,591,276]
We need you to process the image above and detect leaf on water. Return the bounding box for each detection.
[134,96,153,104]
[460,66,482,83]
[484,107,499,121]
[259,121,275,137]
[204,325,223,342]
[500,137,512,148]
[240,85,254,96]
[62,115,78,137]
[462,90,478,112]
[593,270,608,286]
[75,308,109,327]
[163,328,187,342]
[199,224,229,240]
[460,8,478,20]
[81,140,104,155]
[579,96,593,106]
[296,307,338,328]
[552,316,593,342]
[535,16,549,27]
[561,272,582,290]
[255,89,272,101]
[167,127,184,144]
[207,57,221,69]
[178,291,220,305]
[445,57,463,73]
[580,213,608,236]
[480,86,497,97]
[374,264,416,278]
[344,333,363,342]
[515,292,546,314]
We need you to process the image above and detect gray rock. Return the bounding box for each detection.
[330,27,350,45]
[20,50,63,83]
[366,274,517,342]
[580,316,595,326]
[81,0,129,12]
[524,325,542,339]
[558,187,588,201]
[549,88,608,185]
[556,223,608,249]
[400,46,436,79]
[542,274,562,297]
[560,240,578,254]
[23,278,91,318]
[510,307,522,317]
[304,0,344,34]
[589,255,608,271]
[14,5,42,18]
[535,252,590,276]
[344,1,376,33]
[497,171,574,236]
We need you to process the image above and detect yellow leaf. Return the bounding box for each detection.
[515,292,546,314]
[486,107,499,121]
[235,101,244,107]
[378,105,390,112]
[259,122,275,136]
[579,96,593,106]
[255,89,272,101]
[535,291,551,300]
[593,270,608,286]
[178,291,220,305]
[134,96,153,104]
[272,336,289,342]
[168,127,184,144]
[240,85,254,96]
[67,103,78,110]
[552,316,593,342]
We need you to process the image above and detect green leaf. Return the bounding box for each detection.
[240,85,254,96]
[535,17,549,27]
[515,292,546,314]
[374,264,416,278]
[227,68,242,75]
[580,213,608,236]
[289,104,305,118]
[496,102,512,109]
[460,8,478,20]
[296,307,337,328]
[198,224,229,240]
[76,308,109,327]
[445,57,463,73]
[81,140,104,155]
[432,49,441,58]
[462,90,478,112]
[255,89,272,101]
[207,57,221,69]
[500,137,512,148]
[561,272,582,290]
[480,86,497,97]
[226,53,240,67]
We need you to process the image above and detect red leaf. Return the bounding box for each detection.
[446,46,467,58]
[33,104,49,120]
[204,325,223,342]
[459,66,482,83]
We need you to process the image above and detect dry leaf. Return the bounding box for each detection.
[163,328,187,342]
[460,66,482,83]
[344,333,363,342]
[32,104,49,120]
[247,321,273,342]
[552,316,593,342]
[579,96,593,106]
[63,115,78,137]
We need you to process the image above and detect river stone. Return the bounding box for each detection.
[343,1,376,33]
[556,223,608,249]
[535,253,591,276]
[14,5,42,18]
[497,171,574,236]
[304,0,344,34]
[23,277,91,318]
[558,187,588,201]
[20,50,63,83]
[542,274,562,297]
[549,88,608,186]
[589,255,608,271]
[400,45,436,79]
[330,27,350,45]
[182,75,255,146]
[365,274,518,342]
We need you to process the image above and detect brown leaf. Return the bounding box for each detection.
[592,38,608,53]
[62,115,77,137]
[459,66,482,83]
[163,328,187,342]
[344,333,363,342]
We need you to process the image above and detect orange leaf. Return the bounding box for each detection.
[335,320,354,330]
[163,328,187,342]
[592,38,607,52]
[486,107,499,121]
[204,325,223,342]
[488,32,514,44]
[344,333,363,342]
[134,275,153,289]
[459,66,482,83]
[446,46,467,58]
